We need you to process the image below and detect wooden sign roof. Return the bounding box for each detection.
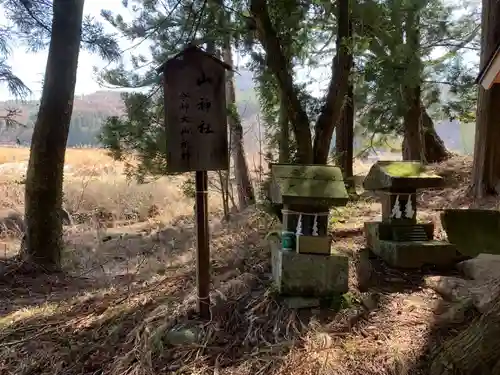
[476,41,500,90]
[156,45,232,74]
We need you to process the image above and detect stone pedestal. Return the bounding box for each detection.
[364,222,460,268]
[270,239,348,296]
[296,235,332,255]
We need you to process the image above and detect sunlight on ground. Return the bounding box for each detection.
[0,302,59,328]
[0,148,489,375]
[0,145,229,271]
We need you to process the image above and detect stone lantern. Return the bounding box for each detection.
[363,161,459,268]
[268,163,349,296]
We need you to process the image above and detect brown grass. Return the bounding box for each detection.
[0,150,493,375]
[0,146,224,256]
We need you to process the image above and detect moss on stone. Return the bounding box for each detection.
[382,161,427,177]
[269,164,349,206]
[363,161,443,191]
[441,209,500,257]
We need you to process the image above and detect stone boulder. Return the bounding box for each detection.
[441,209,500,257]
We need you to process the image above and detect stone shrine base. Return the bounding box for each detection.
[364,221,461,268]
[270,239,348,296]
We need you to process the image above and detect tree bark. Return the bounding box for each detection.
[217,170,230,220]
[402,7,424,162]
[471,0,500,198]
[403,107,450,163]
[222,40,255,210]
[250,0,353,165]
[249,0,313,164]
[402,87,423,161]
[421,107,450,163]
[312,0,353,164]
[430,295,500,375]
[335,84,354,187]
[21,0,84,270]
[278,89,290,164]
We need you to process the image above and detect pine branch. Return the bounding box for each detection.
[19,0,51,33]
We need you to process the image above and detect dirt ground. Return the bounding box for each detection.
[0,150,490,375]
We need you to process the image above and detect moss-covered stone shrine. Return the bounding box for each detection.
[269,164,349,296]
[363,161,460,268]
[441,209,500,257]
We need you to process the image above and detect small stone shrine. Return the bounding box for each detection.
[269,163,349,296]
[363,161,459,268]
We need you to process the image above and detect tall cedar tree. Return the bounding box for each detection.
[11,0,120,270]
[336,84,354,185]
[471,0,500,197]
[21,0,85,269]
[219,7,256,209]
[355,0,477,162]
[250,0,352,164]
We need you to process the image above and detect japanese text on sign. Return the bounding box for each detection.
[163,51,229,173]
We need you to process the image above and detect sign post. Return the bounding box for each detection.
[195,169,209,318]
[158,46,231,319]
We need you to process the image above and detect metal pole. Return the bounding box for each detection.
[195,170,210,319]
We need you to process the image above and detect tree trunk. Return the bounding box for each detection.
[278,89,290,163]
[222,41,255,209]
[250,0,313,164]
[312,0,353,164]
[421,107,450,163]
[21,0,84,271]
[250,0,353,165]
[402,88,424,161]
[471,0,500,198]
[430,295,500,375]
[335,84,354,187]
[217,171,230,220]
[403,105,424,161]
[402,7,424,162]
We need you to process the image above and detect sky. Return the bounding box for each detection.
[0,0,330,102]
[0,1,480,102]
[0,0,140,101]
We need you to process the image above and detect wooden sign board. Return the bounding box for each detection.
[160,46,230,173]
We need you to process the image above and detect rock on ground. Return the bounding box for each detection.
[425,253,500,314]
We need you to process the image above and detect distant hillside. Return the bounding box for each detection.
[0,69,475,155]
[0,69,260,148]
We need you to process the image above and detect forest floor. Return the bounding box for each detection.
[0,147,491,375]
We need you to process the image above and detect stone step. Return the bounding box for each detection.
[391,225,429,242]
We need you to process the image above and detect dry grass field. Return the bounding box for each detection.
[0,147,494,375]
[0,146,222,257]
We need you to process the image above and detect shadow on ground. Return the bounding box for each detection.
[0,204,478,375]
[404,300,478,375]
[0,209,316,374]
[0,210,263,314]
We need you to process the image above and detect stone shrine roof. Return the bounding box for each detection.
[269,164,348,206]
[363,161,443,191]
